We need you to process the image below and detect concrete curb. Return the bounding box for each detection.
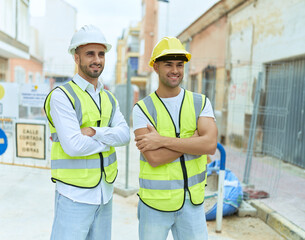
[250,200,305,240]
[114,182,138,198]
[237,200,257,217]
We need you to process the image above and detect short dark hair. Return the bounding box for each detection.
[155,54,188,63]
[75,47,80,54]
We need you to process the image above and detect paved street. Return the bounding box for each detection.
[0,131,293,240]
[0,163,285,240]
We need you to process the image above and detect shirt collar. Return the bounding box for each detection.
[72,74,104,92]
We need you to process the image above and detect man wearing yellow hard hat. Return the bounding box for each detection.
[133,36,218,240]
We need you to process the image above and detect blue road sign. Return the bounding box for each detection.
[0,128,8,155]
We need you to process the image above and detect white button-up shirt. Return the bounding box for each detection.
[50,74,130,205]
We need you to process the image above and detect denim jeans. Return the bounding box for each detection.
[138,199,208,240]
[50,191,112,240]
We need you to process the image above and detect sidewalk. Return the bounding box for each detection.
[115,133,305,240]
[221,146,305,239]
[0,130,303,239]
[0,164,282,240]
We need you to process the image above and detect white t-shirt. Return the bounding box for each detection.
[132,88,215,132]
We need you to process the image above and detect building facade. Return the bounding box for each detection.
[178,0,305,168]
[31,0,77,86]
[116,22,145,99]
[0,0,30,82]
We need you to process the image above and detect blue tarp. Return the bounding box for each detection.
[205,160,243,220]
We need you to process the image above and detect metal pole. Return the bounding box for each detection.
[243,72,263,184]
[125,59,132,189]
[215,142,226,233]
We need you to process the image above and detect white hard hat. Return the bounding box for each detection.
[68,25,112,55]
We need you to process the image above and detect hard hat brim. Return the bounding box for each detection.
[68,42,112,55]
[149,49,191,67]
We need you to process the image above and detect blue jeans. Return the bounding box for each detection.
[138,199,208,240]
[51,191,112,240]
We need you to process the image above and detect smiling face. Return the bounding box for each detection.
[74,43,106,84]
[153,60,184,89]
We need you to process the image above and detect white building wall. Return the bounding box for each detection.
[29,27,43,61]
[226,0,305,140]
[252,0,305,63]
[0,0,17,38]
[0,0,30,59]
[31,0,77,78]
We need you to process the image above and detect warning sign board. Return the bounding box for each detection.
[16,123,45,159]
[20,83,49,107]
[0,83,19,118]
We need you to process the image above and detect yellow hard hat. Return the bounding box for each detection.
[149,37,191,67]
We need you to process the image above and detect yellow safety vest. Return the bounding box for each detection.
[136,89,207,211]
[44,80,118,188]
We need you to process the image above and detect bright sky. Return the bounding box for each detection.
[29,0,218,85]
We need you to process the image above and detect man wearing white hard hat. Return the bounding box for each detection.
[44,25,130,239]
[133,37,217,239]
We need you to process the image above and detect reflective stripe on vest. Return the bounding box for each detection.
[51,152,116,169]
[104,90,116,126]
[139,170,206,190]
[51,132,59,142]
[140,152,201,163]
[62,82,83,125]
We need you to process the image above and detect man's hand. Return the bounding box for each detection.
[81,127,96,137]
[192,130,199,137]
[135,124,163,152]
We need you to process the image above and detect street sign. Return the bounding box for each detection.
[0,83,19,118]
[16,123,46,159]
[20,83,49,107]
[0,128,8,155]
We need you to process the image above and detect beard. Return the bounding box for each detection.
[79,58,104,79]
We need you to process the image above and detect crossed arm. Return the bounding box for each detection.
[50,89,129,156]
[134,116,218,167]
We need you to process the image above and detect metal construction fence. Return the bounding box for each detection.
[198,57,305,199]
[0,57,304,195]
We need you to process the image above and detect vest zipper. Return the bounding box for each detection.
[177,91,189,194]
[180,155,188,190]
[155,90,189,194]
[85,91,104,177]
[97,118,105,178]
[177,132,188,191]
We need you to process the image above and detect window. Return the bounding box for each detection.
[0,58,8,82]
[202,66,216,108]
[35,72,41,83]
[17,0,30,45]
[0,0,16,37]
[14,66,25,84]
[141,2,146,19]
[191,74,198,93]
[140,39,145,56]
[28,72,33,83]
[129,57,138,73]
